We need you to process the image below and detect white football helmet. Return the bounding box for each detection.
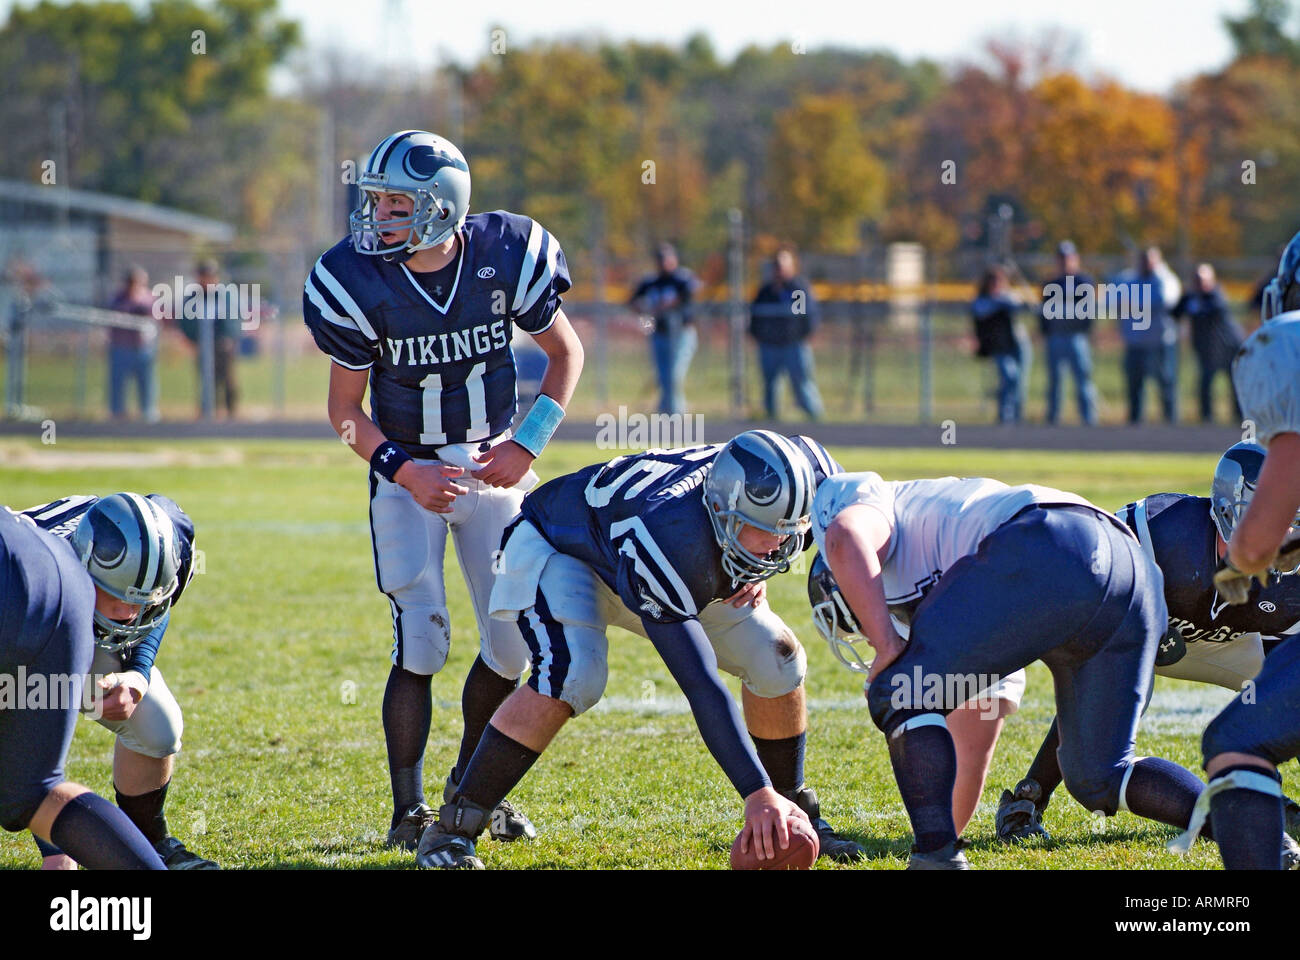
[703,430,816,583]
[806,552,871,673]
[349,130,471,259]
[1260,229,1300,322]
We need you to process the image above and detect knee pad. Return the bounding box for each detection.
[0,791,41,833]
[705,604,806,699]
[738,629,806,700]
[555,658,608,717]
[1061,765,1125,817]
[390,602,452,675]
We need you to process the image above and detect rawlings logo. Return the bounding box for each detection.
[1259,600,1277,613]
[477,266,496,279]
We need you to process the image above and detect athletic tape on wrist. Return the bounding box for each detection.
[512,394,565,458]
[371,440,412,482]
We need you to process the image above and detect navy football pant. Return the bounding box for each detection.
[0,513,96,832]
[868,504,1165,816]
[1201,633,1300,767]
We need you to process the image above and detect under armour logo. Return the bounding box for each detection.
[380,450,394,462]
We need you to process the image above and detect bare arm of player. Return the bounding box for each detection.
[326,362,468,513]
[1228,432,1300,574]
[474,309,586,488]
[823,504,904,681]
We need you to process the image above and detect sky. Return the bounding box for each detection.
[0,0,1263,93]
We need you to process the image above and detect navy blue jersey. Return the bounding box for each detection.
[18,496,196,676]
[303,211,570,456]
[520,436,840,624]
[1118,493,1300,646]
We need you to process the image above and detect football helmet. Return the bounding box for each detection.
[349,130,471,259]
[806,552,870,673]
[69,493,185,653]
[1261,229,1300,323]
[703,430,815,583]
[1211,441,1300,574]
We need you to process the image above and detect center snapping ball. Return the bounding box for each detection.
[730,817,819,870]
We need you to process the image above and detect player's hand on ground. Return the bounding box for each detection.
[397,462,468,513]
[472,441,536,488]
[724,580,766,608]
[95,674,138,722]
[866,631,906,682]
[738,787,810,862]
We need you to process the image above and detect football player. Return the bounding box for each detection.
[1170,232,1300,869]
[997,443,1300,861]
[807,470,1209,868]
[416,431,865,868]
[17,493,218,870]
[1,507,164,869]
[303,131,584,851]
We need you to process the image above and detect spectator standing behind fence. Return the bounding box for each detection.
[179,259,239,419]
[748,247,823,421]
[971,265,1032,424]
[1120,247,1179,425]
[4,259,59,419]
[1171,263,1244,424]
[629,243,699,415]
[106,266,160,423]
[1039,241,1098,425]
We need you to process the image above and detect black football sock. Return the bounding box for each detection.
[1024,718,1063,809]
[49,792,164,870]
[115,779,170,846]
[1209,766,1285,869]
[886,720,958,854]
[383,666,432,828]
[454,724,540,811]
[753,732,806,797]
[454,655,519,783]
[1121,756,1205,829]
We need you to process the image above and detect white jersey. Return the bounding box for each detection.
[811,472,1094,623]
[1234,311,1300,445]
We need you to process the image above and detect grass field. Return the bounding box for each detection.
[0,437,1283,870]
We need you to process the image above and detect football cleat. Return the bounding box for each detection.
[444,767,536,842]
[1286,797,1300,839]
[907,838,970,870]
[996,778,1051,843]
[783,785,866,863]
[1283,833,1300,871]
[386,802,436,852]
[415,825,485,870]
[154,837,220,870]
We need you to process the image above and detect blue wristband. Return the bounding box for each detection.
[513,394,565,458]
[371,441,412,482]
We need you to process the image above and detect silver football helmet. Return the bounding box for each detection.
[1261,229,1300,323]
[70,493,185,652]
[807,552,871,673]
[349,130,471,259]
[703,430,816,583]
[1211,441,1300,574]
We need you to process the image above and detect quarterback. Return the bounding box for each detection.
[1173,232,1300,869]
[417,431,864,868]
[807,471,1209,868]
[303,130,584,850]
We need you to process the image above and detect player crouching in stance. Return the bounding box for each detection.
[997,443,1300,867]
[807,471,1209,869]
[16,493,218,869]
[417,431,865,868]
[1168,230,1300,869]
[304,131,584,851]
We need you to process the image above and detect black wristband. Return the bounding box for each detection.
[371,441,412,482]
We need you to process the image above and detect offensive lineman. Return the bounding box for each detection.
[807,470,1210,868]
[1172,231,1300,869]
[1,507,164,869]
[417,431,865,868]
[997,443,1300,856]
[303,131,584,850]
[17,493,218,869]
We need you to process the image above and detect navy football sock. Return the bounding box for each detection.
[1024,718,1063,809]
[454,656,518,783]
[753,732,806,796]
[383,666,432,827]
[886,720,958,853]
[454,724,540,811]
[1209,766,1285,870]
[48,792,165,870]
[1121,756,1205,829]
[116,780,170,846]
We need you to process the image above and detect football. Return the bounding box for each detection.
[729,816,820,870]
